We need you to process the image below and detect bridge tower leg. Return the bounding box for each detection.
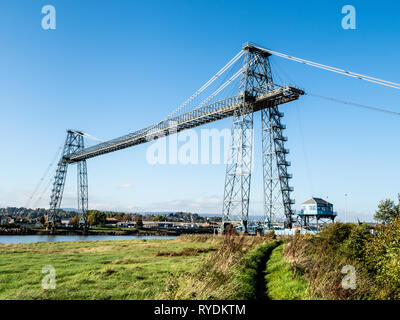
[77,136,89,235]
[222,45,275,232]
[49,130,88,234]
[222,106,254,232]
[261,105,294,229]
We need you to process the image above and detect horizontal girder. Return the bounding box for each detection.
[64,86,304,163]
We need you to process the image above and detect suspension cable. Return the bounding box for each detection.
[308,92,400,117]
[198,68,243,107]
[195,57,258,109]
[251,45,400,90]
[25,143,63,209]
[32,174,54,208]
[154,50,244,123]
[81,132,104,142]
[175,50,245,114]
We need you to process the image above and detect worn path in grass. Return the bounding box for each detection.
[264,244,313,300]
[0,237,217,300]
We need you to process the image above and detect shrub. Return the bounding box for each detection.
[365,217,400,299]
[343,224,372,261]
[318,223,354,247]
[284,223,376,300]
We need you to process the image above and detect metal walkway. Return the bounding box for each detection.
[65,86,304,163]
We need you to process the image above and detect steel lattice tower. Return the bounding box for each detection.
[262,104,294,228]
[222,44,294,230]
[49,130,88,234]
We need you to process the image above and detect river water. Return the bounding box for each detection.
[0,235,177,245]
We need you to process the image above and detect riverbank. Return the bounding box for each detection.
[0,235,177,245]
[0,226,214,236]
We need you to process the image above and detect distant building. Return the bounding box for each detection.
[298,197,337,229]
[142,221,156,228]
[116,221,136,228]
[61,218,72,226]
[105,218,119,227]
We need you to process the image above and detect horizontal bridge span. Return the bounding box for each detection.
[65,86,304,163]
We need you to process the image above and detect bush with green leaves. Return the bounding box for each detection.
[343,223,372,261]
[285,223,377,299]
[365,217,400,299]
[285,218,400,300]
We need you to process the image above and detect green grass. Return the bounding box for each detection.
[234,241,279,300]
[0,238,216,300]
[159,236,278,300]
[265,245,314,300]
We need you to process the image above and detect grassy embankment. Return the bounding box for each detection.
[0,236,219,299]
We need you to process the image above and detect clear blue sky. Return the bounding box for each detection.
[0,0,399,221]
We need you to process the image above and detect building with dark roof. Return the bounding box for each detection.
[301,197,335,213]
[302,197,331,206]
[298,197,337,229]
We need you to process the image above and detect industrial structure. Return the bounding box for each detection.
[47,43,303,234]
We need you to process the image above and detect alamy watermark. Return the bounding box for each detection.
[41,5,56,30]
[341,5,356,30]
[145,126,255,166]
[341,265,357,290]
[42,265,56,290]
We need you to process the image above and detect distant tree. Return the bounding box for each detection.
[112,213,124,221]
[122,214,131,222]
[39,216,46,225]
[396,193,400,215]
[88,214,95,226]
[88,210,106,226]
[135,215,143,228]
[374,198,399,224]
[71,216,79,228]
[154,215,166,222]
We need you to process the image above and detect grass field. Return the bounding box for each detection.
[0,237,217,300]
[265,245,313,300]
